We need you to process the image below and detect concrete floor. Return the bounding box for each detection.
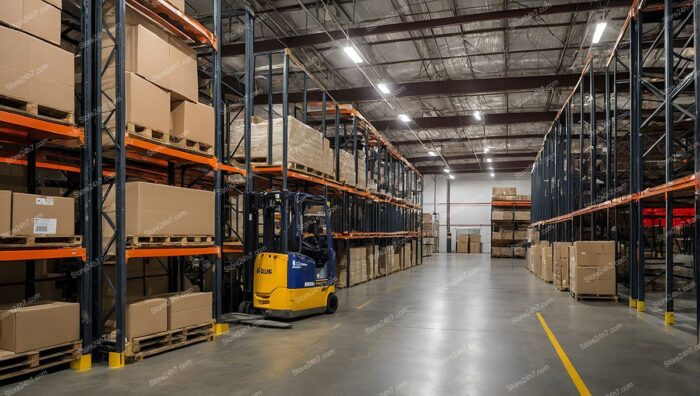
[2,253,699,395]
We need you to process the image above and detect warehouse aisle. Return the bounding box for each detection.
[3,254,699,395]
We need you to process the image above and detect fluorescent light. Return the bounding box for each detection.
[449,174,455,179]
[428,150,437,156]
[343,46,363,63]
[484,147,490,153]
[377,83,390,94]
[488,166,493,170]
[490,172,495,177]
[398,114,411,123]
[592,22,607,44]
[486,158,493,163]
[474,111,482,120]
[443,168,450,173]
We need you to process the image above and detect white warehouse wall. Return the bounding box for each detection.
[423,172,532,253]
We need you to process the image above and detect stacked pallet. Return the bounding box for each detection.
[490,187,530,258]
[0,0,74,122]
[101,6,213,155]
[422,213,438,256]
[336,246,368,287]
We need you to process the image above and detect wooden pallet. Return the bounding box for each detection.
[123,322,214,362]
[0,95,75,125]
[126,235,214,247]
[251,160,333,180]
[0,340,81,382]
[555,286,570,292]
[0,235,82,248]
[127,123,169,143]
[170,136,214,156]
[571,292,618,302]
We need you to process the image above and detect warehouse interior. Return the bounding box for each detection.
[0,0,698,395]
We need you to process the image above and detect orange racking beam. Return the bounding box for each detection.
[0,248,86,262]
[126,246,219,259]
[0,111,83,142]
[126,0,216,48]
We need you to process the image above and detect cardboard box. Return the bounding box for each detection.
[456,234,469,243]
[0,301,79,353]
[570,265,616,296]
[170,101,214,146]
[0,26,74,113]
[514,211,531,221]
[553,242,571,289]
[124,24,171,90]
[541,246,553,282]
[164,292,212,330]
[492,210,511,221]
[492,187,516,196]
[168,38,198,102]
[469,234,481,243]
[456,241,469,253]
[469,242,481,253]
[103,182,214,240]
[571,241,615,267]
[169,0,185,12]
[126,298,168,338]
[106,72,170,134]
[0,190,11,237]
[11,192,74,236]
[0,0,62,46]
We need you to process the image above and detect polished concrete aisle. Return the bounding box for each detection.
[3,253,699,395]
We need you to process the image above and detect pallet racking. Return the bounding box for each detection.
[530,0,699,341]
[490,200,531,258]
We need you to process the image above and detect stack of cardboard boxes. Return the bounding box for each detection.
[456,234,469,253]
[455,232,481,253]
[527,241,549,275]
[337,246,368,287]
[121,292,212,339]
[422,213,437,256]
[0,302,80,354]
[0,0,74,117]
[101,6,213,149]
[102,182,214,249]
[552,242,571,291]
[569,241,616,297]
[492,187,530,201]
[0,191,75,238]
[541,245,553,283]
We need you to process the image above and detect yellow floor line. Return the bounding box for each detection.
[385,284,404,293]
[356,299,373,310]
[536,313,591,396]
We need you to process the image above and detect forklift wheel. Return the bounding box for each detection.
[325,293,338,314]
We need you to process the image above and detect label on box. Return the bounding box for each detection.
[33,218,57,234]
[35,196,54,206]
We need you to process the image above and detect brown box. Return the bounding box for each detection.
[168,38,198,102]
[0,0,61,45]
[469,234,481,243]
[0,301,79,353]
[456,241,469,253]
[541,246,553,282]
[0,26,74,113]
[124,24,171,90]
[570,265,615,296]
[120,72,170,134]
[553,242,571,289]
[170,101,214,146]
[514,211,531,221]
[571,241,615,267]
[169,0,186,12]
[469,242,481,253]
[492,210,511,221]
[103,182,214,239]
[11,192,74,236]
[164,292,212,330]
[0,190,11,237]
[126,298,168,338]
[456,234,469,243]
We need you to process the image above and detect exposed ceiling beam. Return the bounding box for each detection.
[223,0,630,56]
[394,134,551,146]
[253,73,613,104]
[408,152,536,163]
[373,111,610,131]
[417,160,533,174]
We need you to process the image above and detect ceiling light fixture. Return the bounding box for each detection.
[474,111,482,120]
[398,114,411,123]
[592,22,607,44]
[449,174,455,179]
[486,158,493,163]
[443,168,450,173]
[428,150,437,156]
[484,147,490,153]
[343,46,363,63]
[490,172,495,177]
[377,83,390,94]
